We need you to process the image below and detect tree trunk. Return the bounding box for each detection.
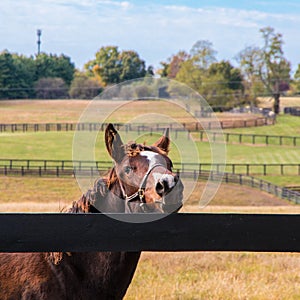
[273,93,280,114]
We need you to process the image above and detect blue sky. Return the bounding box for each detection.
[1,0,300,72]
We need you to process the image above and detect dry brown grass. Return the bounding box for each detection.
[258,96,300,110]
[185,182,293,207]
[0,177,297,213]
[0,99,264,125]
[0,177,82,212]
[0,100,89,123]
[125,252,300,300]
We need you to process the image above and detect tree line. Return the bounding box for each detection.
[1,26,300,113]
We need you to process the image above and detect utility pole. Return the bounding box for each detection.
[37,29,42,55]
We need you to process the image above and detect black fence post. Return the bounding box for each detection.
[246,164,250,176]
[226,133,229,143]
[200,131,203,141]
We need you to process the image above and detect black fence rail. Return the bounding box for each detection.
[1,159,300,177]
[0,159,113,177]
[204,172,300,205]
[183,162,300,176]
[2,121,299,148]
[1,159,300,204]
[0,117,275,133]
[179,169,300,204]
[0,158,298,179]
[284,106,300,116]
[0,213,299,252]
[198,131,300,147]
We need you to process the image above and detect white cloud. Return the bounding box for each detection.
[96,0,131,8]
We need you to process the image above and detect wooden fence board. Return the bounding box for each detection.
[0,213,299,252]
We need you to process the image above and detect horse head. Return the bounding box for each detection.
[104,123,184,213]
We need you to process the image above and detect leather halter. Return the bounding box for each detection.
[119,162,166,209]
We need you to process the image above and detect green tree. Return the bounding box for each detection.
[174,41,244,108]
[0,51,18,99]
[237,27,291,114]
[85,46,147,86]
[159,51,189,79]
[0,50,36,99]
[69,72,102,99]
[12,54,36,98]
[175,40,217,92]
[35,53,75,85]
[175,58,203,92]
[293,64,300,94]
[190,40,217,69]
[118,50,146,81]
[204,61,244,108]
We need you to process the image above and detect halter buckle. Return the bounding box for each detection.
[138,188,145,202]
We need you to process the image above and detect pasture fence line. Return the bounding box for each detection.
[203,171,300,205]
[1,159,299,204]
[180,168,300,204]
[198,131,300,147]
[1,120,298,147]
[0,118,274,133]
[1,159,300,177]
[284,106,300,116]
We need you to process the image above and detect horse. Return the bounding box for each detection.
[0,123,184,300]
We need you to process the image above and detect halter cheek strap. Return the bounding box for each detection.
[120,163,165,205]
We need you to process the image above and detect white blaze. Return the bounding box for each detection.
[140,151,174,188]
[140,151,162,168]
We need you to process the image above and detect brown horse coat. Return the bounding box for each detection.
[0,124,183,299]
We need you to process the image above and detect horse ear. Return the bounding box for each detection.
[153,128,170,154]
[105,124,126,162]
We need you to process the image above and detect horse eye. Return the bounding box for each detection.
[124,166,132,174]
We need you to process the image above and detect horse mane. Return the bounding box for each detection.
[48,176,110,265]
[124,141,167,157]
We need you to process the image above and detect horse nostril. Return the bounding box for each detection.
[155,181,164,196]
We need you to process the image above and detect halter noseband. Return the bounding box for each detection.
[119,162,166,209]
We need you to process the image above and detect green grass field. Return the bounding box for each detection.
[1,131,299,185]
[224,114,300,136]
[2,130,299,162]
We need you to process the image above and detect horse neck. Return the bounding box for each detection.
[97,180,125,213]
[61,252,140,298]
[61,191,139,297]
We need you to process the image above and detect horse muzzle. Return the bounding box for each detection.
[156,176,184,213]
